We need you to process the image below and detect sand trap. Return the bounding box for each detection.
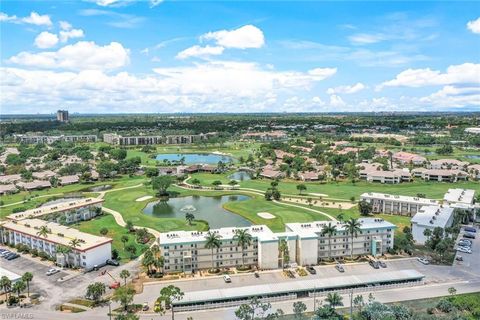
[257,212,275,219]
[308,193,329,197]
[136,196,153,202]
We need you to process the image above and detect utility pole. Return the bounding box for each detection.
[349,289,353,319]
[108,301,112,320]
[313,285,316,311]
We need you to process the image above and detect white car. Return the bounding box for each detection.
[417,257,430,265]
[46,268,60,276]
[457,247,472,254]
[223,275,232,283]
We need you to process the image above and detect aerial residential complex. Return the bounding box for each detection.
[14,134,98,144]
[411,206,455,245]
[158,218,396,273]
[360,192,439,216]
[103,132,218,145]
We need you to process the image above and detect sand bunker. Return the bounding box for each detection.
[257,212,275,219]
[308,193,329,197]
[136,196,153,202]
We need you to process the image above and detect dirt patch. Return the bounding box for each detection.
[257,212,276,219]
[136,196,153,202]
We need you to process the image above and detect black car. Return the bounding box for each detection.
[6,253,19,260]
[306,266,316,274]
[369,260,380,269]
[106,259,120,266]
[464,227,477,233]
[463,232,476,239]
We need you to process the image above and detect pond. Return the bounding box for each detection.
[88,185,112,192]
[228,171,252,181]
[143,195,251,228]
[464,155,480,159]
[155,153,233,165]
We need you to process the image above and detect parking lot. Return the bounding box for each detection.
[454,225,480,270]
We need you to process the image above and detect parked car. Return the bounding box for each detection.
[458,239,473,246]
[417,257,430,265]
[457,247,472,254]
[223,275,232,283]
[142,303,149,311]
[306,266,317,274]
[106,259,120,266]
[46,268,60,276]
[6,253,19,260]
[378,260,387,268]
[1,251,12,258]
[456,256,463,261]
[285,270,295,278]
[254,271,260,278]
[369,260,380,269]
[463,232,476,239]
[464,227,477,233]
[335,264,345,273]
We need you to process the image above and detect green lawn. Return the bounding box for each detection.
[76,214,149,262]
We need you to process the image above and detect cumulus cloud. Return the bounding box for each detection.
[419,85,480,108]
[176,45,224,60]
[201,25,265,49]
[349,33,384,45]
[467,17,480,34]
[329,94,346,107]
[34,31,59,49]
[327,82,365,94]
[377,63,480,90]
[59,28,85,42]
[0,11,52,26]
[9,41,130,71]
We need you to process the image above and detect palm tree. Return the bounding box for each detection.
[12,280,26,298]
[321,223,337,261]
[119,269,130,286]
[36,225,50,238]
[154,256,164,274]
[233,229,252,267]
[185,213,195,226]
[151,244,160,258]
[325,292,343,307]
[344,218,362,259]
[121,235,129,249]
[69,238,82,267]
[141,250,155,274]
[278,239,289,269]
[56,245,71,268]
[21,272,33,297]
[204,231,222,271]
[0,276,12,303]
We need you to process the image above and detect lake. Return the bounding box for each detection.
[228,171,252,181]
[155,153,233,165]
[464,155,480,159]
[143,195,251,228]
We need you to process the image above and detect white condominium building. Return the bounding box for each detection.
[411,206,454,245]
[0,219,112,269]
[14,134,97,144]
[7,197,104,224]
[360,192,439,216]
[158,218,396,273]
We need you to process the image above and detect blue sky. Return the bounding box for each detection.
[1,0,479,114]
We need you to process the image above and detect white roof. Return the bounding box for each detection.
[0,267,22,283]
[1,218,111,251]
[175,269,424,305]
[360,192,439,205]
[285,218,396,239]
[443,188,475,205]
[159,225,277,245]
[411,205,454,228]
[7,197,103,221]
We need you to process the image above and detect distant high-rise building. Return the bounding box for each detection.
[56,110,69,122]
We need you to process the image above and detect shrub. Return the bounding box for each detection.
[436,298,454,313]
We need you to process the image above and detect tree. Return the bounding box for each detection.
[12,280,26,298]
[358,200,372,216]
[190,178,201,187]
[233,229,253,267]
[204,231,222,271]
[293,301,307,319]
[229,180,238,188]
[212,180,222,189]
[423,229,432,242]
[159,285,184,320]
[344,218,362,259]
[120,270,130,286]
[353,294,365,313]
[152,175,173,196]
[125,221,134,232]
[142,250,155,274]
[185,212,195,226]
[235,297,279,320]
[21,272,33,297]
[86,282,106,305]
[321,222,337,261]
[36,225,50,238]
[326,292,343,307]
[121,235,129,249]
[1,276,12,303]
[145,167,159,178]
[313,305,342,320]
[125,244,137,259]
[112,285,135,312]
[448,286,457,296]
[100,227,109,236]
[296,184,307,195]
[279,239,290,269]
[69,238,81,267]
[56,245,71,268]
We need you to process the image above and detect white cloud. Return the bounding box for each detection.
[59,21,72,30]
[327,82,365,94]
[59,28,85,42]
[329,95,346,107]
[22,12,52,26]
[377,63,480,90]
[419,85,480,108]
[150,0,163,7]
[349,33,384,45]
[467,17,480,34]
[0,11,52,26]
[176,45,224,60]
[307,68,337,81]
[34,32,59,49]
[94,0,121,6]
[201,25,265,49]
[9,41,130,71]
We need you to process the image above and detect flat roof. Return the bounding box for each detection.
[360,192,439,205]
[1,218,112,251]
[0,267,22,282]
[443,188,475,205]
[411,205,454,228]
[175,269,424,305]
[7,197,103,221]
